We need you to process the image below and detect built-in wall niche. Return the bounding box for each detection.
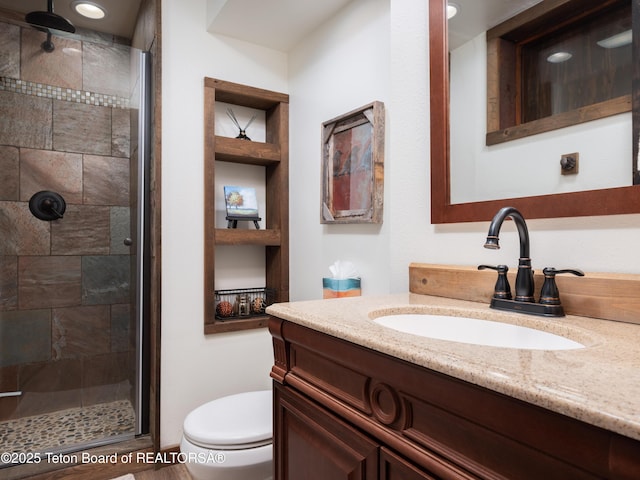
[203,77,289,334]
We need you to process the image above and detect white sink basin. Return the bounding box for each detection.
[373,314,585,350]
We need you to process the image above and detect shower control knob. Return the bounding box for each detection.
[123,238,133,246]
[29,191,66,221]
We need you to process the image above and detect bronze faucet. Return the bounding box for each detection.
[483,206,534,302]
[480,206,583,317]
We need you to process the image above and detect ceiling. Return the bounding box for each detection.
[0,0,354,50]
[449,0,542,50]
[244,0,632,55]
[0,0,142,39]
[0,0,544,53]
[207,0,354,52]
[208,0,544,53]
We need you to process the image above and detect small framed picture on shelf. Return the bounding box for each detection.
[224,186,261,229]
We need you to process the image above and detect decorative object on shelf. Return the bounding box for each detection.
[214,288,276,321]
[252,297,266,314]
[226,107,256,140]
[235,294,250,316]
[321,101,385,224]
[216,300,233,317]
[224,186,261,229]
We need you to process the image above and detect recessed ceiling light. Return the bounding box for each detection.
[72,1,107,20]
[597,29,632,49]
[447,3,459,20]
[546,51,572,63]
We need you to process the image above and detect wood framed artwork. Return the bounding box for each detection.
[224,185,261,229]
[321,101,385,224]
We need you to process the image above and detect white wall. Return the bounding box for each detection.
[288,0,391,301]
[160,0,286,447]
[161,0,640,448]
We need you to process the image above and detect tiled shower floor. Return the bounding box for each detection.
[0,400,135,454]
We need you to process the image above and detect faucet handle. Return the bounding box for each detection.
[539,267,584,305]
[478,264,512,300]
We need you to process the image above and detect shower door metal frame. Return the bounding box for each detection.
[135,50,152,435]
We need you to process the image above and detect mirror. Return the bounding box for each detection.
[429,0,640,224]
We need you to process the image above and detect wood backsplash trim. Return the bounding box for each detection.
[409,264,640,325]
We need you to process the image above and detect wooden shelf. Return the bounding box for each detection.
[205,77,288,110]
[204,315,269,334]
[214,228,281,246]
[214,136,281,165]
[204,77,289,334]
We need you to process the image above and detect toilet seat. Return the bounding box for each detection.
[183,390,272,450]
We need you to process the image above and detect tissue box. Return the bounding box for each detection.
[322,278,361,299]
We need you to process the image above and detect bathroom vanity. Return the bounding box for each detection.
[267,292,640,479]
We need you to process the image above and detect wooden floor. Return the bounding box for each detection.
[132,464,192,479]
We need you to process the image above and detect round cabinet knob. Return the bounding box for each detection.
[123,238,133,246]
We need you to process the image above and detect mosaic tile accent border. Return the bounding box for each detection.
[0,76,129,109]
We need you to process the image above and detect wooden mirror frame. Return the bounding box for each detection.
[429,0,640,224]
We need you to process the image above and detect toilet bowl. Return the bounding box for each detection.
[180,390,273,480]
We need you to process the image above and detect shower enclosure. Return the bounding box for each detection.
[0,16,150,460]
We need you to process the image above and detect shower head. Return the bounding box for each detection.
[25,0,76,34]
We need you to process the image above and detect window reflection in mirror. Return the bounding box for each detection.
[430,0,640,224]
[448,0,633,205]
[488,0,632,136]
[522,4,631,122]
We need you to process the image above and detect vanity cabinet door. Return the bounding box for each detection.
[274,384,378,480]
[380,448,438,480]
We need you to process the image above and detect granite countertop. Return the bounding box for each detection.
[266,292,640,441]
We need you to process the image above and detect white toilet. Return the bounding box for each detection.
[180,390,273,480]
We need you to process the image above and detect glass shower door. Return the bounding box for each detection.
[0,22,149,458]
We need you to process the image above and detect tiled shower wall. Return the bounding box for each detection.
[0,20,136,422]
